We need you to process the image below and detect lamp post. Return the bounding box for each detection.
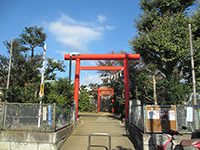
[69,54,72,82]
[69,52,80,112]
[69,52,80,82]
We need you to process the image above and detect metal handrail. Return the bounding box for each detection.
[88,133,111,150]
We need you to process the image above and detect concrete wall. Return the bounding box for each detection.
[128,124,191,150]
[0,124,75,150]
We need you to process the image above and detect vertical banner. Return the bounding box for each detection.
[48,105,52,126]
[43,107,47,121]
[187,107,193,122]
[39,83,44,96]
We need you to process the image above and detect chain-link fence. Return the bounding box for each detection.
[129,100,200,133]
[176,105,200,133]
[0,102,76,131]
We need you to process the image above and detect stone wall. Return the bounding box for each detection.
[0,124,75,150]
[128,124,191,150]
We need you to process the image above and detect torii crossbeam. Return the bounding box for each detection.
[64,54,140,119]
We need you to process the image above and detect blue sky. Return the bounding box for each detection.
[0,0,141,85]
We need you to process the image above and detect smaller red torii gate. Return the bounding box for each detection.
[93,89,114,113]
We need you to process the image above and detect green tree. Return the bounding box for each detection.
[20,25,47,57]
[79,85,90,111]
[0,54,9,86]
[78,85,96,112]
[1,37,68,104]
[136,63,191,104]
[88,83,99,100]
[136,72,153,104]
[42,58,70,105]
[1,38,42,102]
[129,0,199,104]
[130,12,191,78]
[135,0,197,32]
[44,77,73,106]
[45,58,65,80]
[156,77,191,104]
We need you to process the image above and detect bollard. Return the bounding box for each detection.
[88,133,111,150]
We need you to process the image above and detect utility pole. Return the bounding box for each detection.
[39,43,46,98]
[38,43,46,128]
[6,37,13,100]
[189,24,197,106]
[189,24,198,129]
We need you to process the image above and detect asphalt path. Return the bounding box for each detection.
[60,112,136,150]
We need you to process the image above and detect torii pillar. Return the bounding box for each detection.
[64,54,140,119]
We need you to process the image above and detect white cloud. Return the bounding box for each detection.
[59,14,76,24]
[81,74,103,85]
[80,60,97,66]
[105,25,115,30]
[55,50,67,55]
[97,15,106,23]
[46,14,114,53]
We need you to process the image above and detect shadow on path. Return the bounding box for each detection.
[61,112,136,150]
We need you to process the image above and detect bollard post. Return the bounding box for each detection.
[88,133,111,150]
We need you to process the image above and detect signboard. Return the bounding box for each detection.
[39,83,44,95]
[187,107,193,122]
[48,105,52,126]
[146,105,177,133]
[43,107,47,121]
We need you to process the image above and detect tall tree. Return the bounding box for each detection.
[1,37,69,103]
[130,12,191,78]
[20,25,47,57]
[1,38,42,102]
[129,0,199,104]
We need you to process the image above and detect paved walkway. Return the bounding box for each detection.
[61,112,135,150]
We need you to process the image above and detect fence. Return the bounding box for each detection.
[0,102,76,131]
[129,99,200,133]
[129,100,144,131]
[176,105,200,133]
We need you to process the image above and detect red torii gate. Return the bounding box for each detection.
[94,89,114,113]
[64,54,140,119]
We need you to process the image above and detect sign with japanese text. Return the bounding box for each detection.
[43,106,47,121]
[48,105,52,126]
[146,105,177,133]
